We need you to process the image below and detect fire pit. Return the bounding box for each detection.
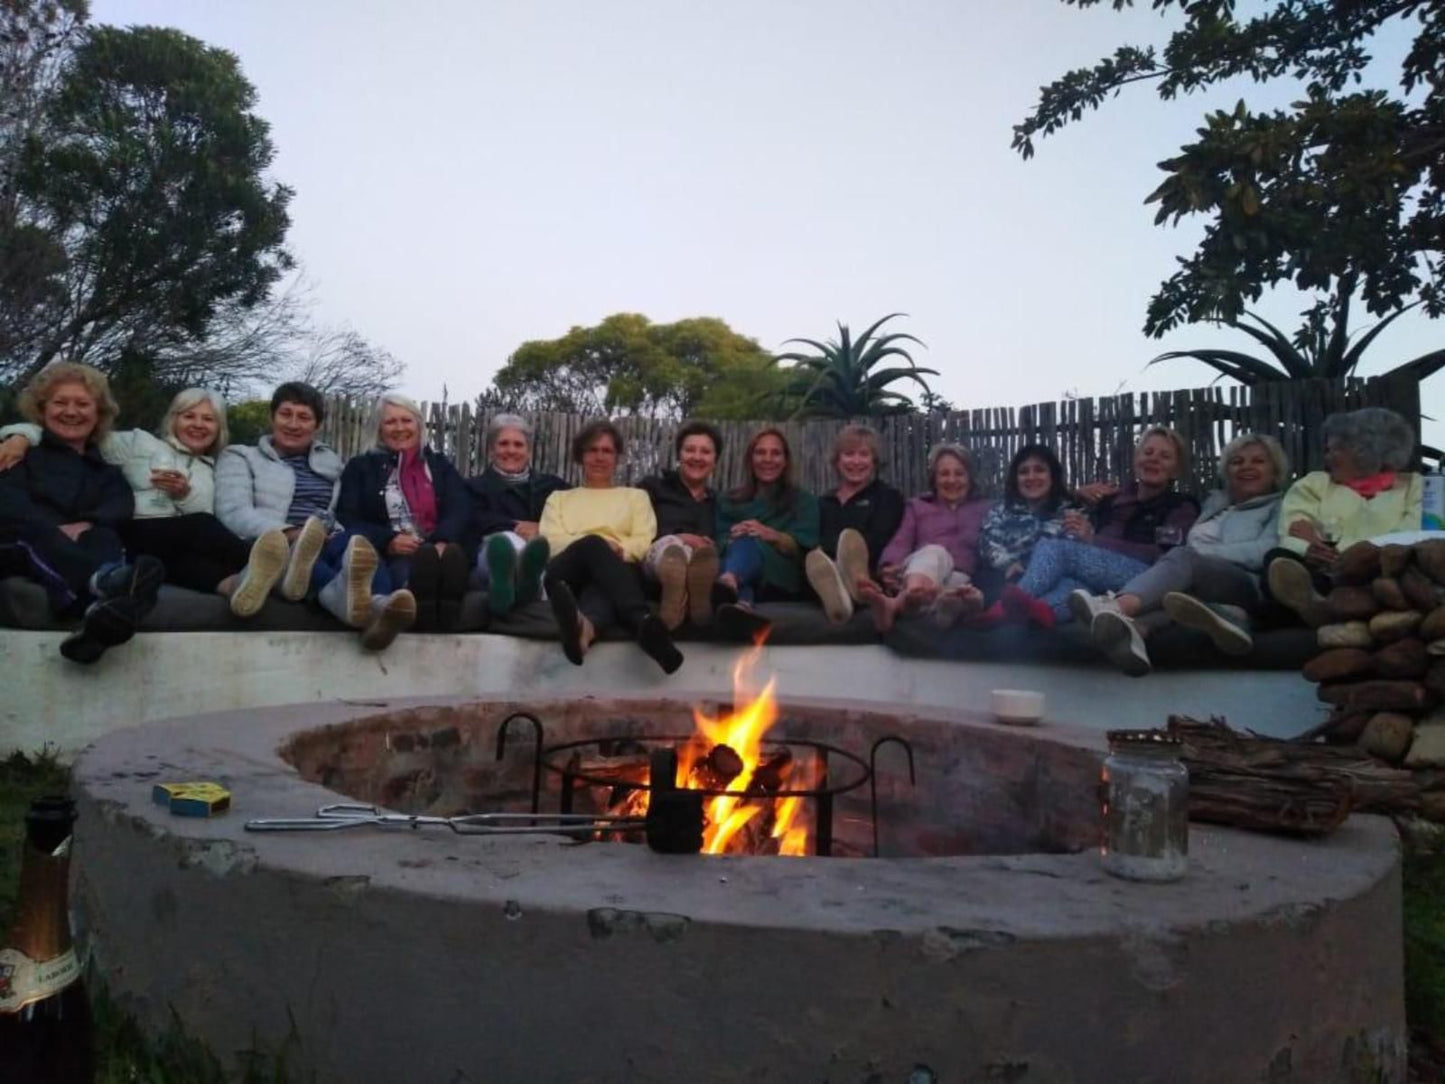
[71,678,1405,1082]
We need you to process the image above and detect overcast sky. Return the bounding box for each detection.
[92,0,1441,431]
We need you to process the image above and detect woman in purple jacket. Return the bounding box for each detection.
[859,443,989,631]
[999,426,1200,626]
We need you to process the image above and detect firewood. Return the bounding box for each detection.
[1318,621,1374,649]
[1370,610,1423,643]
[1333,541,1382,584]
[1317,679,1432,712]
[1329,585,1381,621]
[574,753,651,783]
[751,748,794,792]
[1373,638,1430,679]
[1422,606,1445,642]
[1372,577,1411,611]
[1381,544,1413,578]
[1417,540,1445,585]
[1359,712,1415,764]
[1302,648,1373,683]
[1404,569,1445,613]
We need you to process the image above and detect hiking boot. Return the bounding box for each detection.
[485,534,519,615]
[407,544,441,632]
[280,516,327,601]
[717,602,772,643]
[230,529,288,618]
[1092,609,1151,677]
[805,549,853,624]
[1067,589,1119,630]
[636,613,684,674]
[835,528,871,605]
[361,590,417,651]
[1267,557,1330,627]
[685,546,719,627]
[91,555,165,616]
[60,596,140,665]
[1163,592,1254,655]
[656,543,688,631]
[436,544,470,631]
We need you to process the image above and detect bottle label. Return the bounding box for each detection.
[0,946,80,1013]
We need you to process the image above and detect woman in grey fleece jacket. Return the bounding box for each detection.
[1071,433,1289,676]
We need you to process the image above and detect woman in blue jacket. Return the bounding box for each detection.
[336,394,474,631]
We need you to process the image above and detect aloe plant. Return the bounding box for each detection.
[772,313,938,419]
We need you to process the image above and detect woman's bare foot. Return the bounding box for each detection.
[858,578,900,633]
[578,614,596,657]
[215,574,238,597]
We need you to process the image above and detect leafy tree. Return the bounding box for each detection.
[489,314,788,419]
[225,399,271,445]
[3,16,293,383]
[772,314,937,418]
[1013,1,1445,351]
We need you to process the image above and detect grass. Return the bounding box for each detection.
[0,752,298,1083]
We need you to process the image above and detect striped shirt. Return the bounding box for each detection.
[281,453,335,528]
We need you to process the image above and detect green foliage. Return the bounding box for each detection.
[489,313,790,419]
[226,399,271,445]
[772,313,937,419]
[2,11,293,384]
[1014,2,1445,338]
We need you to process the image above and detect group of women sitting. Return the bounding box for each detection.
[0,361,1424,677]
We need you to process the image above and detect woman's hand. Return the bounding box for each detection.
[1304,540,1339,569]
[678,533,711,549]
[59,521,91,541]
[879,563,901,591]
[0,435,30,471]
[1004,562,1024,581]
[1288,519,1322,544]
[731,519,778,543]
[1074,482,1118,505]
[150,469,190,499]
[514,521,540,541]
[1062,509,1093,541]
[389,532,422,556]
[607,539,625,558]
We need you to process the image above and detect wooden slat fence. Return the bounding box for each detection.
[324,376,1421,498]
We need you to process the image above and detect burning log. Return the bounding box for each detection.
[751,748,794,793]
[690,743,745,790]
[573,754,652,784]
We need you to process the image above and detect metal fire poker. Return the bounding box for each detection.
[246,751,704,855]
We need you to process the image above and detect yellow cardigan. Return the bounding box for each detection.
[539,486,656,563]
[1277,471,1422,555]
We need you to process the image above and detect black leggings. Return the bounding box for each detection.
[1260,546,1330,602]
[120,514,251,594]
[0,522,126,615]
[546,534,649,632]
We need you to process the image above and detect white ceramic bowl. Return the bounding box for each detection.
[990,688,1045,726]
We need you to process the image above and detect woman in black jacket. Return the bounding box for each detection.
[335,394,473,632]
[466,413,569,615]
[0,361,164,663]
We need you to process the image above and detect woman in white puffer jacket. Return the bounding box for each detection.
[0,388,288,617]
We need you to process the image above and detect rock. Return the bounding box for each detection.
[1429,661,1445,698]
[1318,622,1374,649]
[1358,712,1415,763]
[1380,544,1413,578]
[1369,610,1423,643]
[1417,540,1445,585]
[1403,569,1445,613]
[1432,640,1445,657]
[1333,541,1382,584]
[1372,577,1411,611]
[1406,709,1445,768]
[1317,679,1432,712]
[1374,638,1430,679]
[1324,710,1371,743]
[1422,606,1445,642]
[1421,792,1445,823]
[1328,585,1381,621]
[1302,648,1374,684]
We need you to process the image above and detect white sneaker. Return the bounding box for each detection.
[230,529,288,618]
[280,516,327,601]
[1068,589,1120,629]
[805,549,853,624]
[1092,610,1151,677]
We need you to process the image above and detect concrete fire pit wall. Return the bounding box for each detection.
[72,698,1406,1083]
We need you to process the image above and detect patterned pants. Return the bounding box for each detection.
[1016,537,1149,621]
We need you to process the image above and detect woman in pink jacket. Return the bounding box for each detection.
[859,444,989,631]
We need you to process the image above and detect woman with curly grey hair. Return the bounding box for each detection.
[1266,407,1422,624]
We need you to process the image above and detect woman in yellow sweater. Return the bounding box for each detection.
[540,420,682,673]
[1267,407,1422,624]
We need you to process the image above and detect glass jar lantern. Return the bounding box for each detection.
[1100,730,1189,883]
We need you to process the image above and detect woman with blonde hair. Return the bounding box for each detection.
[1,380,288,620]
[997,426,1200,626]
[804,424,904,624]
[1071,433,1288,675]
[335,393,474,632]
[0,362,165,661]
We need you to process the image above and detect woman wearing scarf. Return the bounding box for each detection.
[335,394,474,632]
[1265,407,1422,625]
